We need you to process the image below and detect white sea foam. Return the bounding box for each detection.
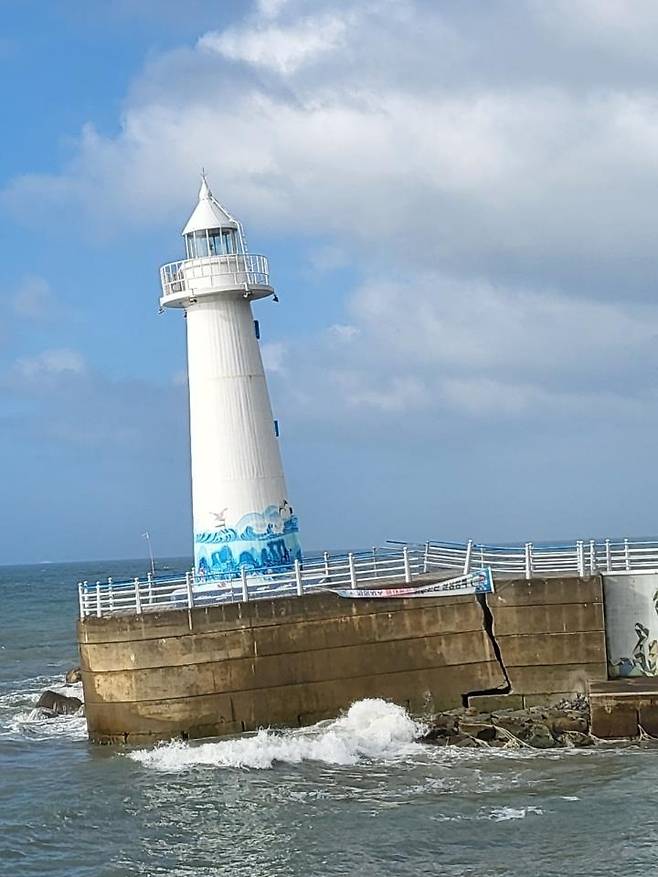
[128,698,425,772]
[487,806,544,821]
[8,707,87,741]
[0,675,86,741]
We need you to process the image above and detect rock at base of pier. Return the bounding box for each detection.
[421,698,595,749]
[36,690,83,716]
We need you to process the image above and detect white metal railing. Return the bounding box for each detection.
[78,546,426,619]
[160,254,270,298]
[395,537,658,580]
[77,538,658,619]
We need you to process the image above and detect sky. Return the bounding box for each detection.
[2,0,658,564]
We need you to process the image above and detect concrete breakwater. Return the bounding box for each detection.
[78,574,606,744]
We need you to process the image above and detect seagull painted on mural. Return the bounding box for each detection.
[211,508,229,529]
[279,500,293,519]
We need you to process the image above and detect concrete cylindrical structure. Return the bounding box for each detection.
[603,572,658,677]
[160,177,301,577]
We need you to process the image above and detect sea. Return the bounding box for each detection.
[2,559,658,877]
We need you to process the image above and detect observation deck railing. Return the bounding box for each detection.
[77,537,658,619]
[78,546,423,619]
[402,537,658,579]
[160,254,270,299]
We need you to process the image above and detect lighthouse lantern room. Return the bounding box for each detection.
[159,176,301,578]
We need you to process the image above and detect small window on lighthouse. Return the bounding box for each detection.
[208,229,222,255]
[185,234,194,258]
[222,229,237,254]
[194,230,209,257]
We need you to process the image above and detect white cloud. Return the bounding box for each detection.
[333,371,428,413]
[261,341,288,374]
[327,323,359,343]
[5,0,658,432]
[256,0,291,19]
[308,245,349,273]
[261,269,658,426]
[7,43,658,297]
[535,0,658,58]
[199,10,350,74]
[8,0,658,549]
[12,275,55,320]
[348,274,658,380]
[13,348,87,381]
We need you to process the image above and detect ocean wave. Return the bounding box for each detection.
[0,675,86,741]
[7,707,87,741]
[128,698,425,772]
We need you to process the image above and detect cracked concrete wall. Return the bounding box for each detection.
[78,575,607,743]
[79,588,504,744]
[482,576,607,708]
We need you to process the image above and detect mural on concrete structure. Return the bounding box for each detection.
[606,574,658,677]
[194,502,301,578]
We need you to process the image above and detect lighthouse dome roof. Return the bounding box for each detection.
[182,176,239,235]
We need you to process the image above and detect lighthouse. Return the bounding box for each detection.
[159,176,301,578]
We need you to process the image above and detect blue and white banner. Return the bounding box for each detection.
[331,568,494,599]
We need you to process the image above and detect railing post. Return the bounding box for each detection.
[185,571,194,609]
[423,541,430,573]
[589,539,596,574]
[403,546,412,583]
[241,566,249,602]
[134,577,142,614]
[348,552,357,589]
[605,538,611,572]
[324,551,330,580]
[524,543,532,581]
[94,581,101,618]
[576,541,585,578]
[108,577,114,611]
[147,571,153,605]
[624,538,631,571]
[78,583,84,618]
[463,539,473,575]
[295,559,303,596]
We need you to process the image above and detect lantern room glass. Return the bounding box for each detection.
[185,228,240,258]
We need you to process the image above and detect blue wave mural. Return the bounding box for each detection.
[194,504,302,578]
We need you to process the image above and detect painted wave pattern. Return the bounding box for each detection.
[195,504,301,576]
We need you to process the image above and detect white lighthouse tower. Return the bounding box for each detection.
[159,176,301,578]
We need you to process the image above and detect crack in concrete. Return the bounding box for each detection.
[462,593,512,707]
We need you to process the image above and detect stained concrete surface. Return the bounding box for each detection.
[79,576,607,744]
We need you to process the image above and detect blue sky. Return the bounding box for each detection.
[2,0,658,564]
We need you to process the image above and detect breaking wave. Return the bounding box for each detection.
[128,698,425,771]
[0,676,86,741]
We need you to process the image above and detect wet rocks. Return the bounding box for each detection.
[519,723,556,749]
[36,690,83,716]
[65,667,82,684]
[421,699,595,749]
[560,730,594,748]
[549,714,588,735]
